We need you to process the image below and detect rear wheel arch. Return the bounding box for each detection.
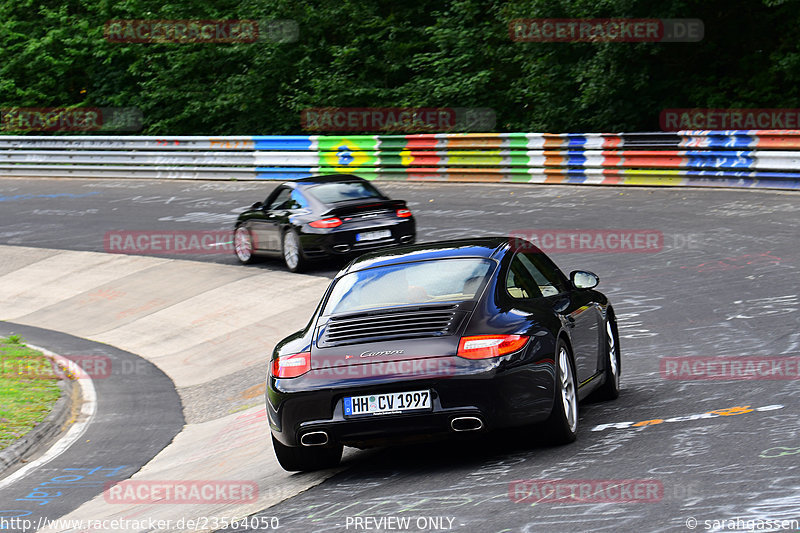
[542,335,579,444]
[281,226,307,273]
[604,306,621,372]
[553,330,580,402]
[592,305,621,401]
[555,331,578,394]
[233,223,258,264]
[556,331,575,363]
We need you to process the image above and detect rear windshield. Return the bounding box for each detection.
[323,258,495,315]
[306,181,385,204]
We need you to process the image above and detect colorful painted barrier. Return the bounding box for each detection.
[1,131,799,189]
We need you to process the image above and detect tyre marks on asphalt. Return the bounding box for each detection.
[1,180,799,531]
[0,244,343,529]
[0,323,183,531]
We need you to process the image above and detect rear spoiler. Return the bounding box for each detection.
[322,199,407,218]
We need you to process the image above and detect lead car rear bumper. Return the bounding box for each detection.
[267,355,556,448]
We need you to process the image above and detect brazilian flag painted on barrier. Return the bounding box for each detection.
[317,136,379,173]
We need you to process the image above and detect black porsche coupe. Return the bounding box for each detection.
[266,237,621,471]
[233,174,416,272]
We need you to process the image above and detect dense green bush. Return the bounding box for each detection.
[1,0,797,134]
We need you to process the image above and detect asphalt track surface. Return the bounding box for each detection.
[1,178,799,532]
[0,322,183,529]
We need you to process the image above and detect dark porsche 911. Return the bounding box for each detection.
[266,237,621,471]
[233,174,415,272]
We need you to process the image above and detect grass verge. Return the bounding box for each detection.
[0,335,63,451]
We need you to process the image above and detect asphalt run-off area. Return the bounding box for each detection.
[0,177,798,533]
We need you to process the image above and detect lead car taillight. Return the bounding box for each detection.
[271,352,311,378]
[309,217,343,228]
[457,335,529,359]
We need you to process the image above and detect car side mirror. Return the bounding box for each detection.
[570,270,599,290]
[251,201,264,210]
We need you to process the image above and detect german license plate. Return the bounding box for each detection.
[344,390,431,417]
[356,229,391,242]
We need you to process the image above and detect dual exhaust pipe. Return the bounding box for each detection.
[300,431,329,446]
[450,416,483,432]
[300,416,483,445]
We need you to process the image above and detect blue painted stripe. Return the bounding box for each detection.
[565,135,587,148]
[682,150,754,157]
[566,153,587,166]
[563,168,589,183]
[684,169,800,180]
[685,153,755,169]
[252,136,313,151]
[707,134,756,149]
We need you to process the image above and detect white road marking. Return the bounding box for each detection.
[0,344,97,490]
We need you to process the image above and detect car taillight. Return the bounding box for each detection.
[396,209,412,218]
[271,352,311,378]
[457,335,529,359]
[309,218,343,228]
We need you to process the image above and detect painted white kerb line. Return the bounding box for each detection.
[0,344,97,490]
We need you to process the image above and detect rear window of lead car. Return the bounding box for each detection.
[305,181,386,204]
[322,257,495,315]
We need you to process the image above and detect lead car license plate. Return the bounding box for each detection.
[356,229,391,242]
[344,390,431,417]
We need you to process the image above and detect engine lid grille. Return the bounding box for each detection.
[319,304,462,346]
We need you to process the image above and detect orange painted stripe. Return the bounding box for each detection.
[542,134,564,148]
[544,155,565,166]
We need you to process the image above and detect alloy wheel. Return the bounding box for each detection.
[234,226,252,262]
[558,346,578,433]
[283,231,300,270]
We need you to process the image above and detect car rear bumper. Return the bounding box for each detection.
[300,218,416,258]
[267,355,556,447]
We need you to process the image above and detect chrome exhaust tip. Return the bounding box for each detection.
[450,416,484,432]
[400,235,413,243]
[300,431,329,446]
[333,244,350,252]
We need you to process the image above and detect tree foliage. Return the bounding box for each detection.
[1,0,798,134]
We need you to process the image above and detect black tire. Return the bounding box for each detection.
[594,316,621,401]
[233,225,257,265]
[543,339,578,444]
[281,229,307,273]
[271,435,342,472]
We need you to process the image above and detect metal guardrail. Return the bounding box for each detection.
[1,132,799,189]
